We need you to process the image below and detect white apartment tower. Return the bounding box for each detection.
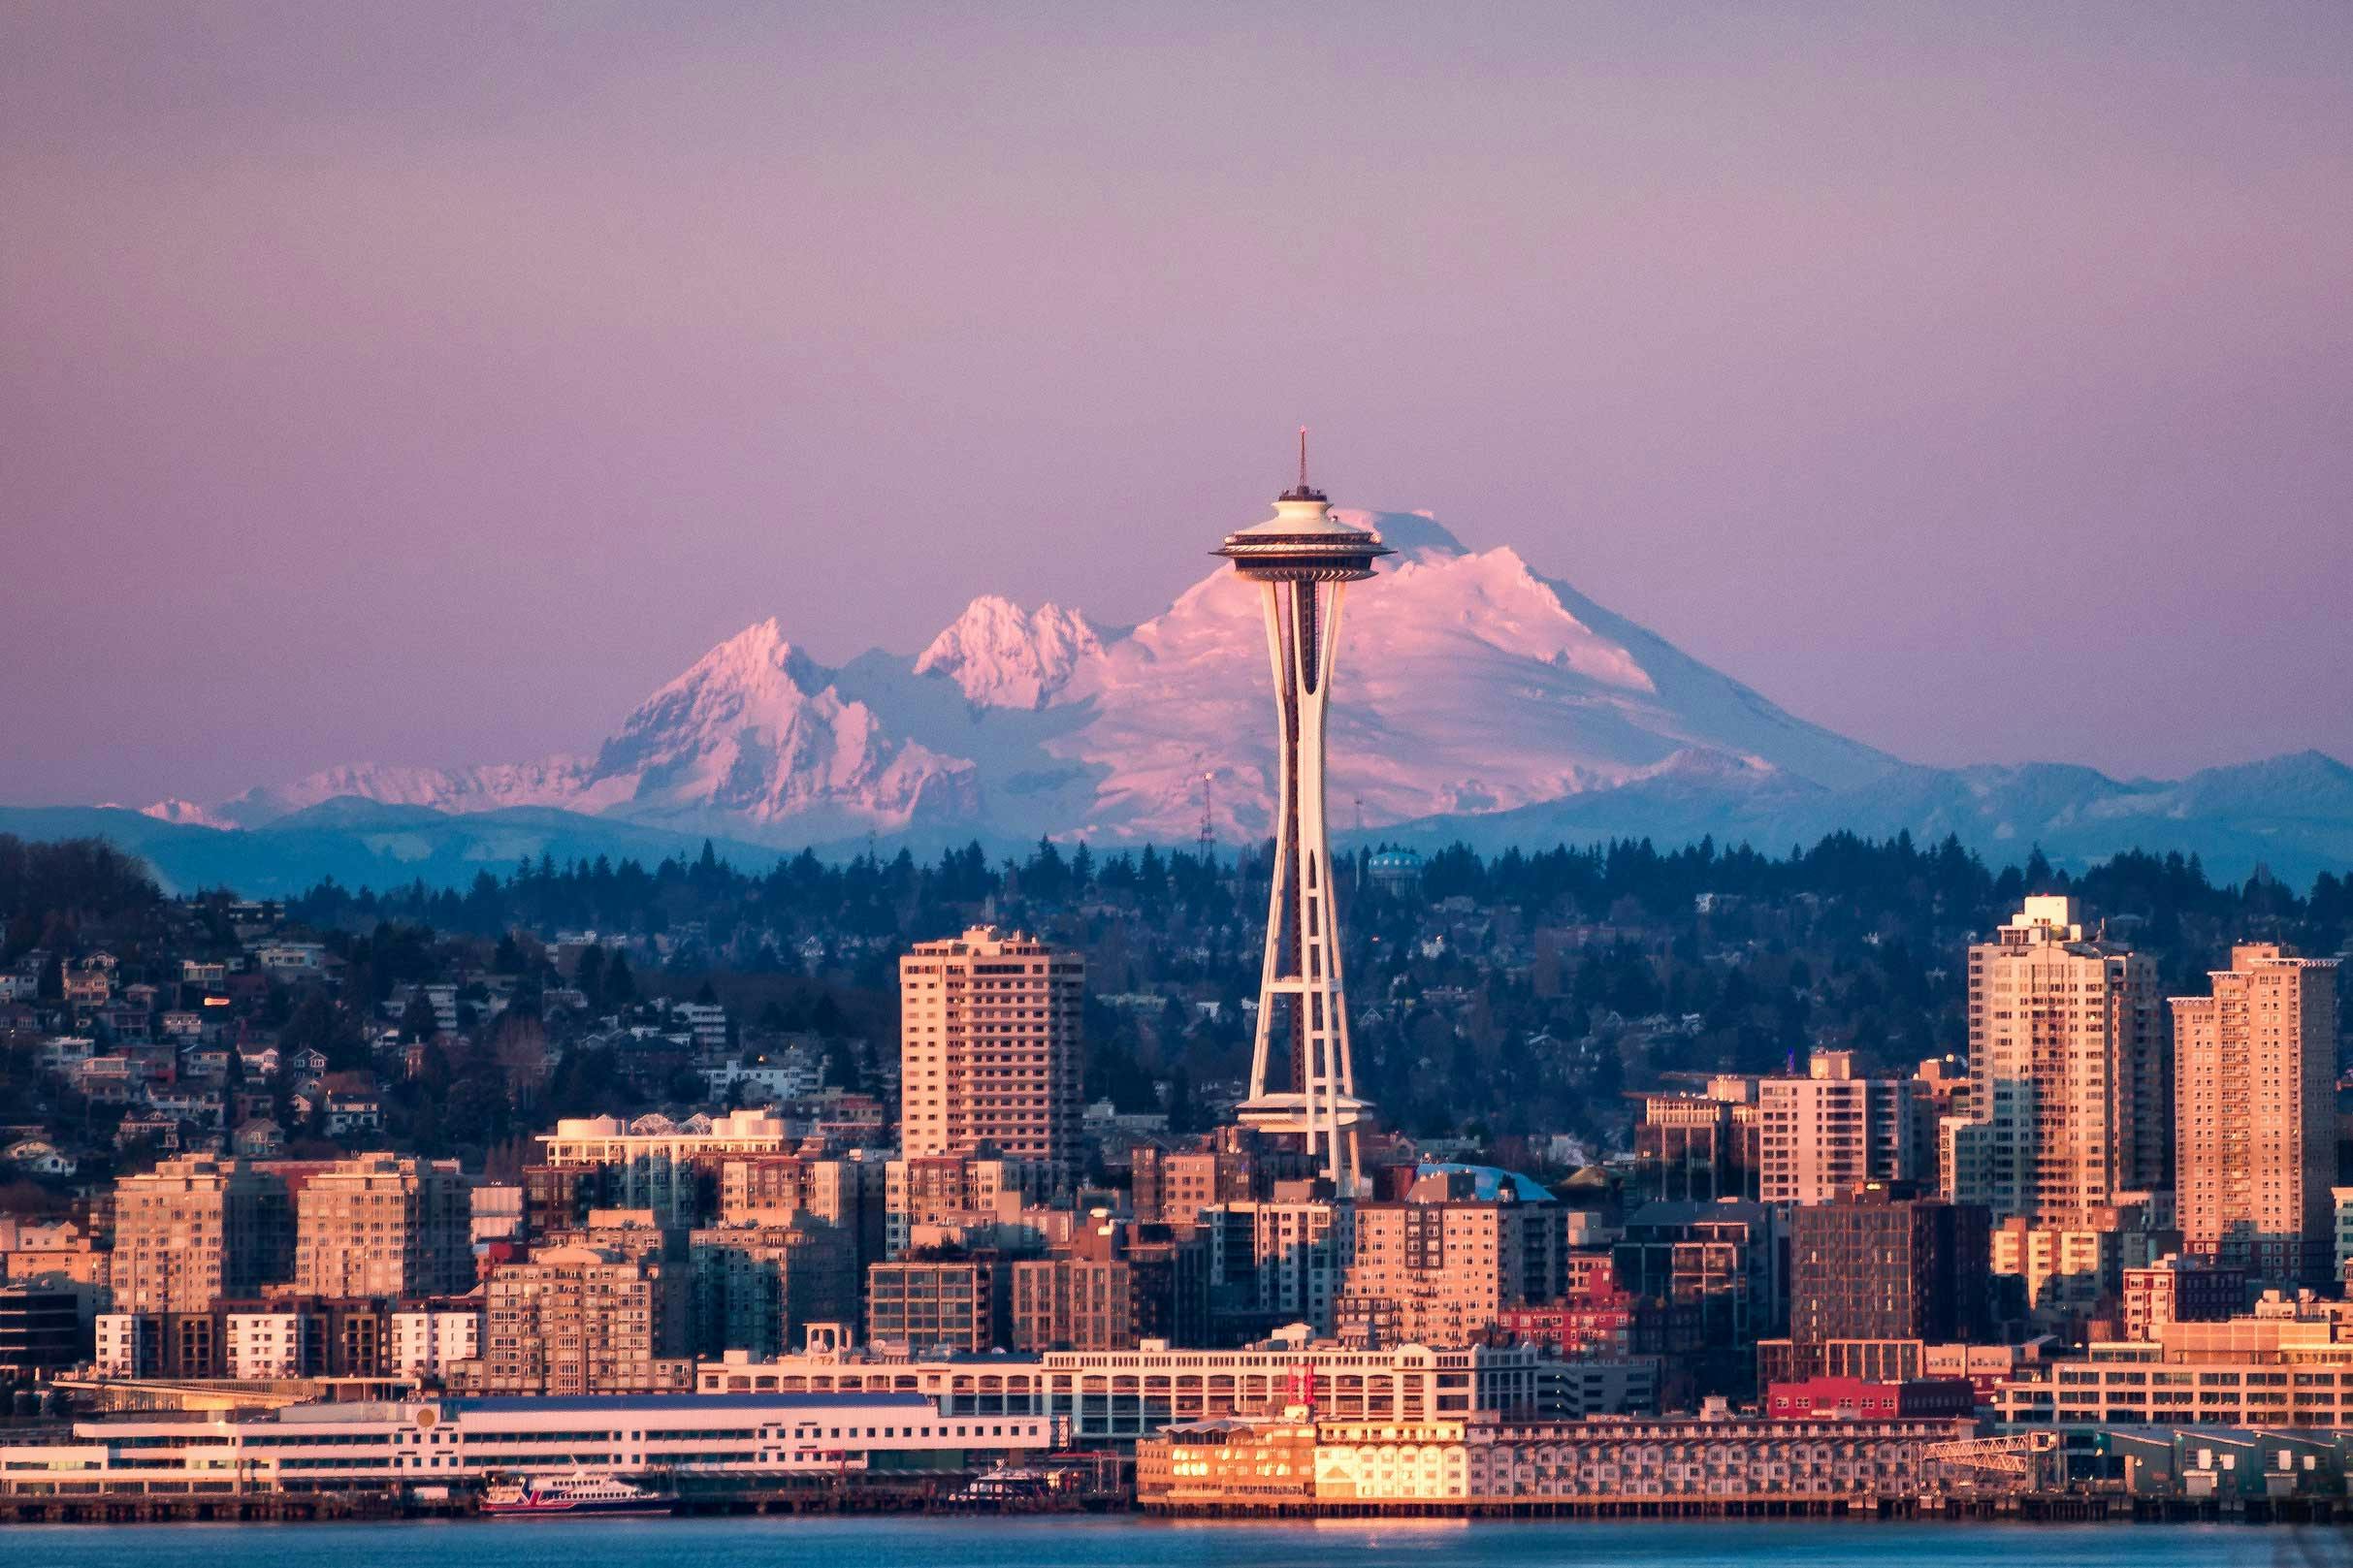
[898,927,1084,1171]
[1218,438,1391,1196]
[1946,896,2166,1224]
[1757,1050,1926,1205]
[2172,944,2339,1284]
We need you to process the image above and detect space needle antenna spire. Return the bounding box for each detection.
[1212,433,1390,1196]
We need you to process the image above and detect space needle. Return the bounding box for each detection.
[1217,432,1390,1197]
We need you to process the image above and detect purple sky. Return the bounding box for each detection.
[5,3,2350,807]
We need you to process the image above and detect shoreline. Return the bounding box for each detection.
[8,1490,2352,1529]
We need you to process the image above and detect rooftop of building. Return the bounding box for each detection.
[441,1392,937,1416]
[1411,1163,1556,1203]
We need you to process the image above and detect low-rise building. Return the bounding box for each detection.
[866,1255,1010,1353]
[388,1303,482,1385]
[1996,1295,2353,1429]
[695,1332,1554,1445]
[0,1392,1053,1495]
[1141,1407,2002,1510]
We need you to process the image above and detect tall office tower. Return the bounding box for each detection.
[1218,440,1392,1195]
[1757,1051,1927,1205]
[294,1153,474,1299]
[2172,944,2340,1284]
[112,1156,293,1314]
[897,927,1085,1170]
[1947,896,2166,1224]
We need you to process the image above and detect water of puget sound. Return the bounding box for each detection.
[2,1515,2349,1568]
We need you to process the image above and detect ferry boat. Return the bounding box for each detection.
[948,1465,1056,1508]
[481,1470,677,1519]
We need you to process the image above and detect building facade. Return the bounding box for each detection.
[1011,1257,1136,1351]
[457,1243,691,1395]
[696,1334,1552,1444]
[1947,897,2166,1225]
[0,1392,1053,1495]
[1786,1185,1989,1378]
[1757,1052,1925,1205]
[897,928,1084,1169]
[866,1256,1011,1353]
[1141,1409,1994,1510]
[1338,1197,1567,1349]
[111,1156,292,1315]
[293,1154,473,1300]
[688,1217,857,1359]
[2172,944,2338,1285]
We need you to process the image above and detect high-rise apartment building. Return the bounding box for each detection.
[535,1109,792,1225]
[293,1153,473,1299]
[460,1243,691,1395]
[2121,1254,2247,1341]
[1614,1200,1788,1347]
[884,1153,1055,1258]
[1757,1052,1926,1205]
[687,1217,857,1359]
[898,928,1084,1169]
[2172,944,2340,1284]
[1947,897,2166,1224]
[1200,1194,1348,1338]
[1338,1192,1569,1349]
[111,1156,293,1314]
[1785,1184,1989,1378]
[1634,1078,1760,1202]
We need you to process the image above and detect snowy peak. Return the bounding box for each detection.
[138,798,233,829]
[214,757,601,825]
[614,616,829,742]
[915,595,1103,709]
[1383,544,1658,693]
[592,618,977,829]
[194,501,1903,849]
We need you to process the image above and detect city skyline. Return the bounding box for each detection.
[10,5,2353,1541]
[7,4,2353,806]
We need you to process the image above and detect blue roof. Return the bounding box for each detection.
[1416,1162,1556,1202]
[445,1392,936,1415]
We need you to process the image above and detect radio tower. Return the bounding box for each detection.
[1215,431,1390,1195]
[1197,767,1215,856]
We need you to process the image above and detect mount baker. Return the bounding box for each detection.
[166,514,1884,843]
[126,509,2353,883]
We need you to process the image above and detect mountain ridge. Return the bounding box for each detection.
[18,502,2335,890]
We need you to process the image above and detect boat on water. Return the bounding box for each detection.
[481,1470,677,1519]
[949,1465,1056,1507]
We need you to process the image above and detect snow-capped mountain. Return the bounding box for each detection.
[586,618,979,836]
[209,756,602,827]
[177,509,1897,846]
[123,503,2352,883]
[915,596,1103,709]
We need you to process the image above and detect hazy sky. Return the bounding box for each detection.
[5,3,2350,806]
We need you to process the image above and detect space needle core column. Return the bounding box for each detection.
[1218,435,1391,1197]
